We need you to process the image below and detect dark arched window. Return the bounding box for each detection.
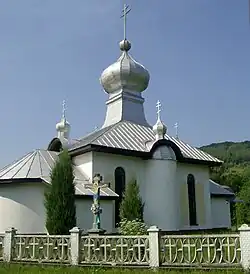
[187,174,197,226]
[115,167,126,226]
[47,138,62,152]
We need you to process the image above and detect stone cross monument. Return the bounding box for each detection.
[85,174,108,234]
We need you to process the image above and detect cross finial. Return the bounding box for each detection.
[121,3,131,40]
[156,100,161,120]
[62,100,66,120]
[174,122,179,139]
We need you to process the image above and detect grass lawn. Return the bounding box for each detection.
[0,264,244,274]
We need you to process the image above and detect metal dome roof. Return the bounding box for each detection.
[100,39,150,94]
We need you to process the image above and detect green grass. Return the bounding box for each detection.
[0,264,244,274]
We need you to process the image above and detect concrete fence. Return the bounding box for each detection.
[0,224,250,270]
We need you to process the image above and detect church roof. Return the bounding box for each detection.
[209,180,234,197]
[0,149,118,198]
[69,121,222,165]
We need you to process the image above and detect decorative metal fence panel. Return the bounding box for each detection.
[80,235,150,266]
[0,235,4,261]
[0,229,245,268]
[160,234,241,267]
[12,235,71,263]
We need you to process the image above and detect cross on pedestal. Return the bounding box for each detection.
[85,174,109,235]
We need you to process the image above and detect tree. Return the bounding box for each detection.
[119,180,144,221]
[201,141,250,227]
[45,149,76,234]
[236,180,250,225]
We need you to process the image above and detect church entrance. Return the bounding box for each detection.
[114,167,126,227]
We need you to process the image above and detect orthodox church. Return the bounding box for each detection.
[0,15,235,233]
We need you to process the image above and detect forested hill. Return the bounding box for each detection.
[200,141,250,164]
[200,141,250,224]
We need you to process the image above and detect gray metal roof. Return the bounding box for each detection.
[0,149,118,197]
[69,121,222,164]
[209,180,234,197]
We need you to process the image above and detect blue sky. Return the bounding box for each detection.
[0,0,249,167]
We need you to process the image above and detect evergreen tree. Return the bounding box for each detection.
[45,149,76,234]
[119,180,144,221]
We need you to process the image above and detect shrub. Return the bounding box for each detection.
[118,218,148,235]
[119,179,144,221]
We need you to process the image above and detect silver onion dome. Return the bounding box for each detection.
[100,39,150,94]
[153,117,167,140]
[56,118,70,133]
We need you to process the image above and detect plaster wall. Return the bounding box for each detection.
[72,152,93,180]
[92,152,145,191]
[93,150,181,231]
[73,150,225,232]
[0,181,113,234]
[92,152,145,227]
[0,183,47,233]
[76,199,114,232]
[144,158,179,231]
[177,163,212,230]
[211,197,231,228]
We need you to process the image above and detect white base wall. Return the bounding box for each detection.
[211,197,231,229]
[0,182,114,234]
[0,183,47,233]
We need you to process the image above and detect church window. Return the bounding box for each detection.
[115,167,126,226]
[187,174,197,226]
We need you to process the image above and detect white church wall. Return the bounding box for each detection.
[211,197,231,229]
[90,151,218,232]
[0,183,47,234]
[177,163,212,230]
[73,152,93,180]
[92,149,182,231]
[76,199,114,232]
[144,158,179,231]
[92,152,145,229]
[92,152,145,189]
[0,180,114,234]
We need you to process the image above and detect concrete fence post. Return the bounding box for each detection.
[69,227,82,265]
[147,225,161,268]
[3,227,16,262]
[239,224,250,270]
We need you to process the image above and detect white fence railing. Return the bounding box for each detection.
[160,234,241,267]
[12,235,71,263]
[80,235,149,265]
[1,224,250,269]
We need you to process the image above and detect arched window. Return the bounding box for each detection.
[115,167,126,226]
[187,174,197,226]
[47,138,62,152]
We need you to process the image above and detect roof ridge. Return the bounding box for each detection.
[26,151,37,178]
[90,124,117,143]
[7,151,36,179]
[121,120,152,129]
[38,150,55,171]
[0,150,35,175]
[35,148,59,154]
